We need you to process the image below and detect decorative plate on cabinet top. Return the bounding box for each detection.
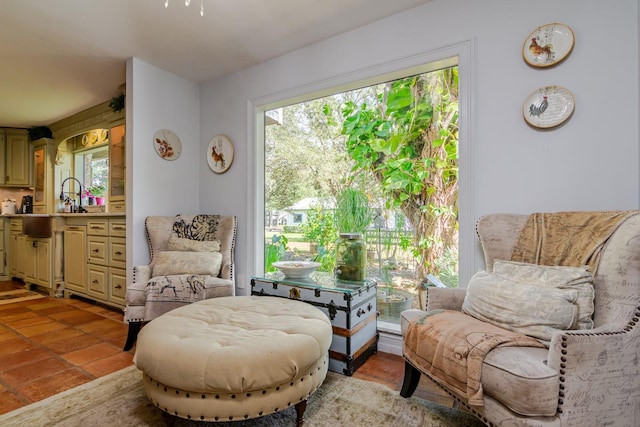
[523,23,574,67]
[207,134,234,173]
[153,129,182,161]
[523,85,575,129]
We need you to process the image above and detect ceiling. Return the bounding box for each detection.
[0,0,431,129]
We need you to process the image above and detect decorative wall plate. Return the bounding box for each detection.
[207,134,234,173]
[523,85,575,129]
[153,129,182,160]
[523,23,574,67]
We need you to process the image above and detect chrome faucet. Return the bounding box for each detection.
[59,177,86,213]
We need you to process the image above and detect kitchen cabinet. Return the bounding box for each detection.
[108,124,126,213]
[0,219,5,277]
[4,129,31,187]
[0,131,5,185]
[8,218,22,277]
[63,224,86,292]
[64,215,126,308]
[24,237,51,288]
[32,138,56,214]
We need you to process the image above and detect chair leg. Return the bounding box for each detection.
[294,399,307,427]
[400,360,421,398]
[123,321,142,351]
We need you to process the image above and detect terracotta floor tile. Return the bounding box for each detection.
[48,310,105,326]
[62,342,120,365]
[0,337,32,356]
[82,352,134,377]
[9,315,52,330]
[28,327,85,345]
[30,303,75,316]
[17,320,68,337]
[0,391,28,415]
[0,310,38,324]
[2,357,75,389]
[0,329,19,343]
[77,318,124,334]
[17,369,94,402]
[48,333,102,354]
[0,347,52,372]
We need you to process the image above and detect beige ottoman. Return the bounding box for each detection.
[133,296,333,426]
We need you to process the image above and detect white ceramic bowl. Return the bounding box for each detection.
[272,261,321,279]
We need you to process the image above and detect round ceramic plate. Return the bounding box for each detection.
[207,134,234,173]
[153,129,182,160]
[523,85,575,129]
[523,23,574,67]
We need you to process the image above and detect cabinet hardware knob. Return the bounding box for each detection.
[92,280,99,283]
[356,308,366,317]
[115,251,123,255]
[92,249,99,253]
[115,285,122,289]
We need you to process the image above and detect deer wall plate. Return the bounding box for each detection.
[207,134,234,173]
[523,85,575,129]
[523,23,574,68]
[153,129,182,161]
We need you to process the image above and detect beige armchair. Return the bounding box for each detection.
[401,211,640,426]
[123,214,236,350]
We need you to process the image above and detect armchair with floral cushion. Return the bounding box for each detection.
[400,211,640,426]
[123,214,237,350]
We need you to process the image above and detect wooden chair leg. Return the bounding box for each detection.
[123,321,142,351]
[400,360,421,398]
[295,399,307,427]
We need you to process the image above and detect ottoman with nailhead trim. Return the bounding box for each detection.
[133,295,333,426]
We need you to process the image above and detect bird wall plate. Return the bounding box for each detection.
[523,23,574,67]
[523,85,575,129]
[153,129,182,160]
[207,134,234,173]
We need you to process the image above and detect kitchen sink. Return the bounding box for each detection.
[22,215,52,238]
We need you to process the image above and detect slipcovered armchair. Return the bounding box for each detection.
[401,211,640,426]
[123,214,236,350]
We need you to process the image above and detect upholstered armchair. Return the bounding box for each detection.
[401,211,640,426]
[123,214,237,350]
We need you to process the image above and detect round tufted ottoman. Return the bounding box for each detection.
[133,296,333,425]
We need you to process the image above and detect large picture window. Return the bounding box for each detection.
[262,62,460,329]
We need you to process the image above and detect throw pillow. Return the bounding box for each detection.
[492,260,595,330]
[168,235,221,252]
[462,270,579,341]
[153,251,222,277]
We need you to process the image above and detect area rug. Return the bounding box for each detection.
[0,289,46,305]
[0,365,485,427]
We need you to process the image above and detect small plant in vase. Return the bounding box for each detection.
[88,185,107,205]
[334,188,373,281]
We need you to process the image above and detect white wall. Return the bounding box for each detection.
[133,0,639,293]
[127,58,200,275]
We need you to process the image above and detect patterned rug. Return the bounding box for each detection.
[0,289,46,305]
[0,365,485,426]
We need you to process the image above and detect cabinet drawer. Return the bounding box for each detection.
[87,264,108,299]
[109,268,126,305]
[109,202,126,213]
[10,219,22,231]
[33,206,46,214]
[87,236,108,265]
[87,219,108,236]
[109,219,126,237]
[109,237,126,269]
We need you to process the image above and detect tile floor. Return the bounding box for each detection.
[0,280,451,416]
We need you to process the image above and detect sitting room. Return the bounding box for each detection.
[0,0,639,426]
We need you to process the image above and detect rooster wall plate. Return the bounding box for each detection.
[207,134,234,173]
[523,86,575,129]
[523,23,574,67]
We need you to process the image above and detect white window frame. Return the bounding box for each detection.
[246,39,476,343]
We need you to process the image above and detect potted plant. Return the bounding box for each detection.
[88,185,107,205]
[334,188,373,281]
